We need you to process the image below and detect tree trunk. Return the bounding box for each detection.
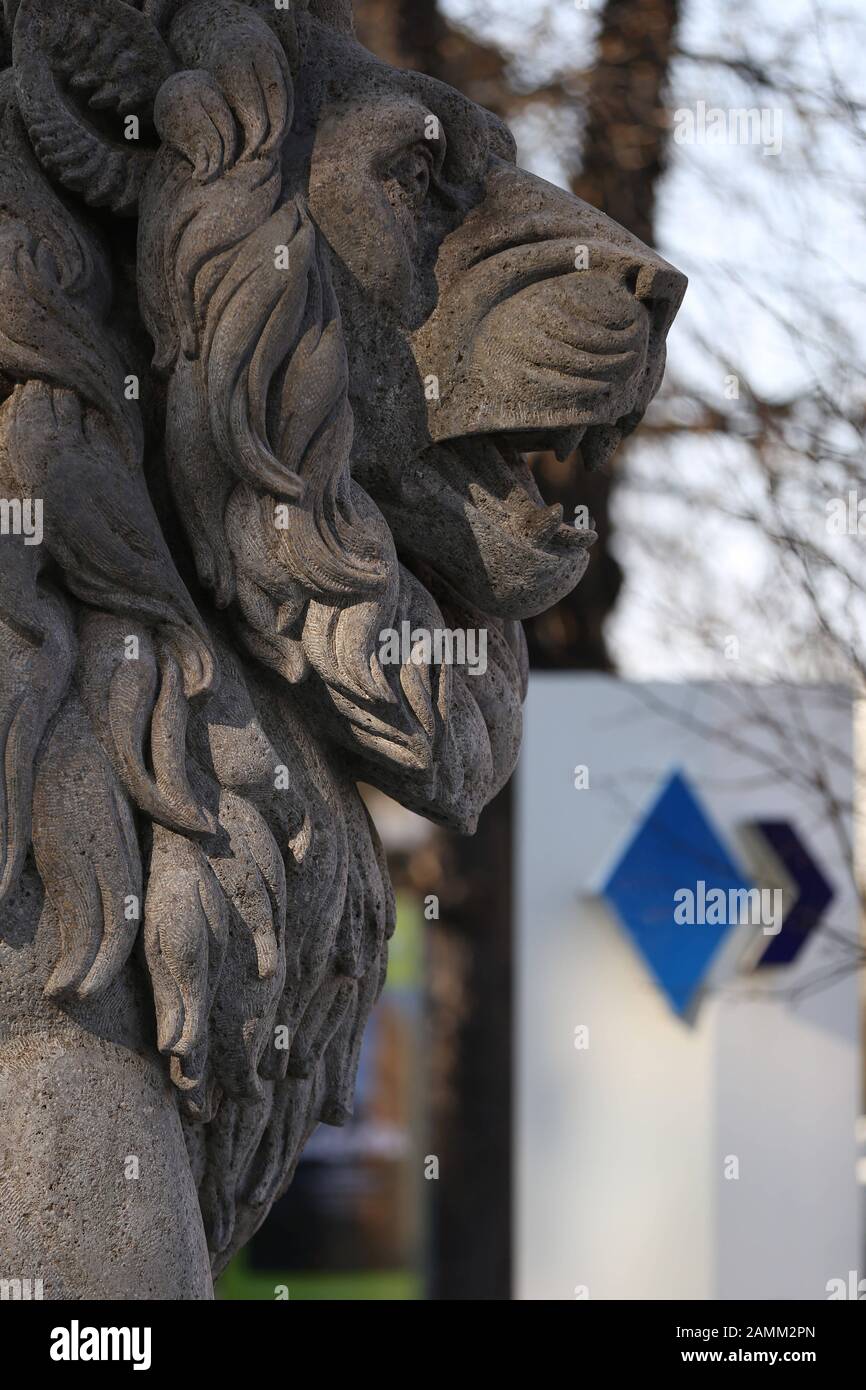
[525,0,681,672]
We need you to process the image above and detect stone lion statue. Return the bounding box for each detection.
[0,0,685,1298]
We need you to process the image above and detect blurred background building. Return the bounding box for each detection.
[219,0,866,1299]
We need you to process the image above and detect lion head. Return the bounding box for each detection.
[0,0,684,1275]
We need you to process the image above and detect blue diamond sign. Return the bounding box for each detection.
[600,771,754,1016]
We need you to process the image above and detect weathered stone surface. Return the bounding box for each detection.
[0,0,685,1298]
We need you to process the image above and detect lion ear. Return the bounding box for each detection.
[164,0,294,166]
[11,0,174,214]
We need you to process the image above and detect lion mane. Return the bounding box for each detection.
[0,0,529,1270]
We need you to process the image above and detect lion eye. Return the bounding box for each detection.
[388,146,433,207]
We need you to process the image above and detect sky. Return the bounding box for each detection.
[442,0,866,682]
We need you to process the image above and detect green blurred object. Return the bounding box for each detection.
[217,1250,421,1300]
[387,889,424,987]
[217,890,426,1300]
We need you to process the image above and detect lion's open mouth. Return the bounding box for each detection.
[374,417,651,620]
[429,415,641,557]
[418,435,573,557]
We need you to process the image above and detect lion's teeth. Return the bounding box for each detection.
[524,502,563,542]
[580,424,621,471]
[552,426,586,462]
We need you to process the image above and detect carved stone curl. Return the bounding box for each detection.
[0,0,685,1298]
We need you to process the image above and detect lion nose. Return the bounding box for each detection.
[453,157,687,347]
[619,257,687,345]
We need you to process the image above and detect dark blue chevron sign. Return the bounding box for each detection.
[748,820,835,968]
